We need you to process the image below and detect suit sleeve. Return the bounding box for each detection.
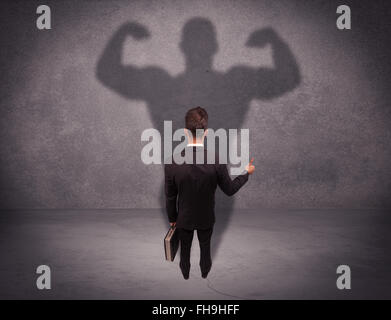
[164,164,178,223]
[217,164,249,196]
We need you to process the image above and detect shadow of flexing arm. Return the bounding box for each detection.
[96,22,173,102]
[225,27,301,100]
[96,18,301,260]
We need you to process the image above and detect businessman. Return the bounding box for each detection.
[165,106,255,279]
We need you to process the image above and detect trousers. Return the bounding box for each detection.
[177,227,213,275]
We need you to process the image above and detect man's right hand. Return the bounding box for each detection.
[246,158,255,175]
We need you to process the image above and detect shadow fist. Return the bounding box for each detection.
[246,27,278,48]
[119,22,150,40]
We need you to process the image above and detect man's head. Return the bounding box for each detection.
[185,106,208,143]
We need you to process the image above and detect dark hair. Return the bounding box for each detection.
[185,106,208,138]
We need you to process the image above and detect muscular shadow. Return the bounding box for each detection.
[96,17,301,259]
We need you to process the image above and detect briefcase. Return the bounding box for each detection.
[164,226,179,261]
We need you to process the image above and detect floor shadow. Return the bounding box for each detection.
[96,17,301,259]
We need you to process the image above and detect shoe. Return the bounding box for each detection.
[180,268,190,280]
[201,265,211,278]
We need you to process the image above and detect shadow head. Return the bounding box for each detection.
[180,17,218,68]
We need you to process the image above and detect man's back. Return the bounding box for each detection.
[165,146,249,229]
[163,106,254,279]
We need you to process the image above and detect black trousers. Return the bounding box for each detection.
[177,227,213,275]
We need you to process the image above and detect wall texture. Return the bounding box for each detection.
[1,0,390,209]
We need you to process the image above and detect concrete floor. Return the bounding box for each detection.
[0,208,390,299]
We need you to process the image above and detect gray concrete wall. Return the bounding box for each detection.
[1,0,390,209]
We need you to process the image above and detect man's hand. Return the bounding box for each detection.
[245,158,255,175]
[170,222,176,227]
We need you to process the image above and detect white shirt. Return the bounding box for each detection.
[187,143,204,147]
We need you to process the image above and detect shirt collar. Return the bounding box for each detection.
[187,143,204,147]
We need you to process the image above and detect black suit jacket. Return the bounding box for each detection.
[164,146,249,230]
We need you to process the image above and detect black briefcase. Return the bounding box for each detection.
[164,226,179,261]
